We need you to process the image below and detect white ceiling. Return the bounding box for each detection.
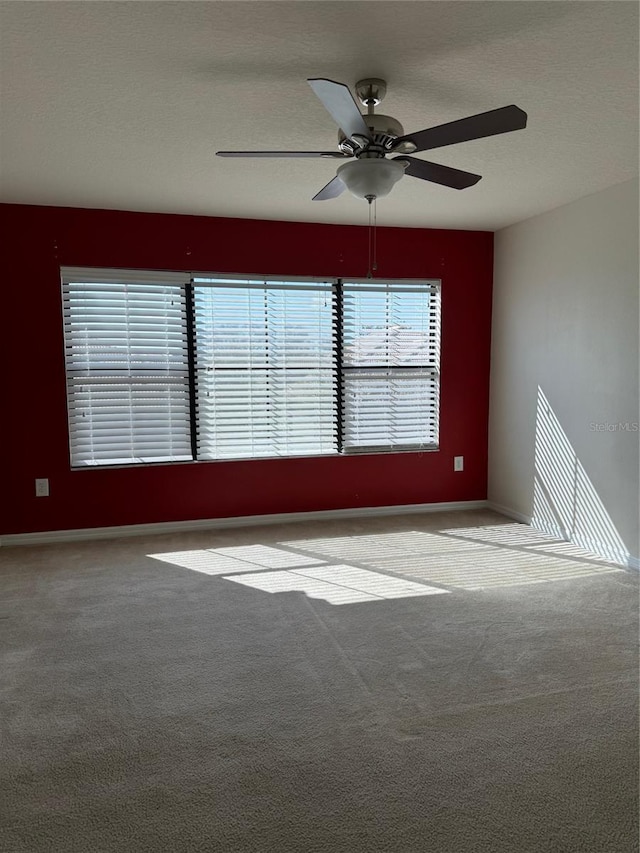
[1,1,637,231]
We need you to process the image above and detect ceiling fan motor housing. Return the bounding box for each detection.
[339,114,416,155]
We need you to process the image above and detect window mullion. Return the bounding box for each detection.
[185,281,198,461]
[335,279,344,454]
[264,288,272,456]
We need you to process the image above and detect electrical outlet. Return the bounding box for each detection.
[35,478,49,497]
[454,456,464,472]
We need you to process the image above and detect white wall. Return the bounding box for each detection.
[489,179,639,565]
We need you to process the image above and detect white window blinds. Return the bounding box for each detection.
[341,280,441,453]
[62,268,192,467]
[193,277,337,460]
[61,268,441,468]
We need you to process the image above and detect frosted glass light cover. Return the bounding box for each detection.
[337,158,405,200]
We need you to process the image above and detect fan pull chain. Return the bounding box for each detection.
[367,197,372,277]
[373,197,378,273]
[366,196,378,278]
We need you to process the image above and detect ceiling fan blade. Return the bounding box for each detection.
[307,78,373,141]
[312,175,346,201]
[393,105,527,153]
[395,156,482,190]
[216,150,348,158]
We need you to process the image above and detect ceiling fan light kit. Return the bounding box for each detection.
[337,157,406,201]
[217,77,527,204]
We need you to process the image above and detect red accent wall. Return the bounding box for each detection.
[0,204,493,535]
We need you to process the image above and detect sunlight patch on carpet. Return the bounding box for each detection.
[224,564,450,605]
[148,545,325,575]
[148,525,623,592]
[212,544,325,569]
[280,528,623,590]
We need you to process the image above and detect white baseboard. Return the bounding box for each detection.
[487,501,638,571]
[1,499,490,547]
[486,501,532,525]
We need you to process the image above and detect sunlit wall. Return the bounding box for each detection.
[488,179,639,566]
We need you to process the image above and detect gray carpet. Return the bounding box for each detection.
[1,510,638,852]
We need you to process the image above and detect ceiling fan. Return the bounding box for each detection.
[217,78,527,203]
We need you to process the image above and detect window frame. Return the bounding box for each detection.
[339,277,442,455]
[61,267,193,469]
[191,272,339,463]
[61,268,442,469]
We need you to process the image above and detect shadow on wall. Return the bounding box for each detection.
[533,387,631,566]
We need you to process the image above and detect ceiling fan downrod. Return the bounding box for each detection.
[339,78,408,158]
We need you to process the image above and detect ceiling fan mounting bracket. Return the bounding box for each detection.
[355,78,387,107]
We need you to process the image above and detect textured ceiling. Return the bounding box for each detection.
[1,1,638,230]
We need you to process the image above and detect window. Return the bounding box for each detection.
[62,269,192,466]
[62,268,441,467]
[341,280,440,453]
[193,278,337,460]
